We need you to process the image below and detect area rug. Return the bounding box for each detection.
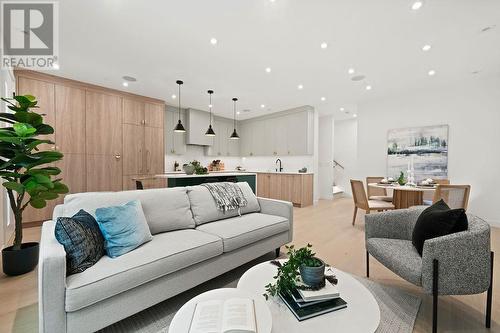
[100,255,421,333]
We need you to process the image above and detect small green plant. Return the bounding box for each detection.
[264,244,322,300]
[0,95,69,250]
[191,160,208,175]
[397,171,407,186]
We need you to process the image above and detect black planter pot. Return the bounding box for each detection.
[2,242,39,276]
[299,257,325,287]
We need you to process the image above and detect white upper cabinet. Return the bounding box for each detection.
[205,117,240,157]
[237,108,313,156]
[165,109,187,155]
[185,108,213,146]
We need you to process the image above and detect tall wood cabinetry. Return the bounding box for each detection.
[257,172,313,207]
[15,71,165,223]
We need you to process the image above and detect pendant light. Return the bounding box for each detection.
[205,90,216,136]
[173,80,186,132]
[229,97,240,140]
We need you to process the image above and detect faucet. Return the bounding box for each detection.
[275,159,283,172]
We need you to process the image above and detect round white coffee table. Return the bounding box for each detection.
[237,261,380,333]
[169,288,272,333]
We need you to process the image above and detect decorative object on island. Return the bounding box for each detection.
[190,160,208,175]
[387,125,448,182]
[205,90,216,137]
[182,163,195,175]
[174,160,180,172]
[0,94,69,276]
[229,97,240,139]
[208,159,224,171]
[397,171,407,186]
[264,244,325,299]
[298,167,308,173]
[173,80,186,133]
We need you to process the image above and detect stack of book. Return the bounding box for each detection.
[279,278,347,321]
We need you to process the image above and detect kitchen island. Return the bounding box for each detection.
[132,172,257,193]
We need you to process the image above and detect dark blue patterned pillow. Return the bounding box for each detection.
[55,210,105,275]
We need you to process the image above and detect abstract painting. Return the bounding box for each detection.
[387,125,448,181]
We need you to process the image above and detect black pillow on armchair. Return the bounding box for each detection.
[412,199,468,256]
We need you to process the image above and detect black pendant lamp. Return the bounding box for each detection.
[173,80,186,132]
[205,90,216,136]
[229,97,240,140]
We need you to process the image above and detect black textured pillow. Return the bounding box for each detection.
[55,209,105,275]
[412,199,468,256]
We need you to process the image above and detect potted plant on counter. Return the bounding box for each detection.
[0,94,68,276]
[264,244,325,299]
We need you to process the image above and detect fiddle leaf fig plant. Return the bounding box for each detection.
[0,94,68,250]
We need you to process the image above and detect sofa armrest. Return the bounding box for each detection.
[421,215,491,295]
[258,197,293,242]
[38,221,67,333]
[365,207,423,241]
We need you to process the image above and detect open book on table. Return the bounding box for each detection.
[189,298,257,333]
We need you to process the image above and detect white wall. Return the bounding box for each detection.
[333,118,358,196]
[0,68,15,249]
[318,115,334,199]
[354,77,500,225]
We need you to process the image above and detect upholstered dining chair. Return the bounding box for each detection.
[366,176,393,202]
[365,208,493,333]
[423,179,451,205]
[433,184,471,210]
[350,179,395,225]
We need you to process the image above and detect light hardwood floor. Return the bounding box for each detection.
[0,197,498,333]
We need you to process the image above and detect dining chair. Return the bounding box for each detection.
[350,179,395,225]
[433,184,471,210]
[366,176,393,202]
[423,179,451,205]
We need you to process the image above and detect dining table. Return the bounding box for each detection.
[368,182,437,209]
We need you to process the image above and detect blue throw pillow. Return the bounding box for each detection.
[55,209,105,275]
[95,200,153,258]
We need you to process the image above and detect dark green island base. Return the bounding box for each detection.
[167,174,256,193]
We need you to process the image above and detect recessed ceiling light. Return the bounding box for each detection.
[210,37,218,45]
[269,0,276,2]
[428,70,436,76]
[348,68,355,74]
[411,1,423,10]
[171,94,177,99]
[265,67,272,73]
[340,107,345,111]
[208,104,213,108]
[237,111,241,115]
[365,85,372,90]
[122,82,129,87]
[52,63,60,70]
[320,42,328,49]
[422,44,431,51]
[353,114,358,118]
[260,104,265,108]
[321,97,326,101]
[297,84,304,90]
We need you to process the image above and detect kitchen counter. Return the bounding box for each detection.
[252,171,314,175]
[159,172,256,178]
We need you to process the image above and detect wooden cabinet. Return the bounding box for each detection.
[55,85,86,154]
[123,124,144,175]
[256,172,313,207]
[144,127,164,174]
[14,70,165,223]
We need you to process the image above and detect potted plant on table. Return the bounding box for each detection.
[0,94,68,276]
[264,244,325,299]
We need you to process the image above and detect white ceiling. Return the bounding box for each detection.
[51,0,500,120]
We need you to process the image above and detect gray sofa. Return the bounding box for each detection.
[365,207,493,333]
[38,182,293,333]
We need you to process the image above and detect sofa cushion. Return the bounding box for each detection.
[188,182,260,226]
[65,229,222,311]
[367,238,422,286]
[196,213,289,252]
[59,187,195,234]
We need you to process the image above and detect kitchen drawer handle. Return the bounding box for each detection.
[115,154,121,160]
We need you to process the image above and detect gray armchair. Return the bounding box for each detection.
[365,207,493,333]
